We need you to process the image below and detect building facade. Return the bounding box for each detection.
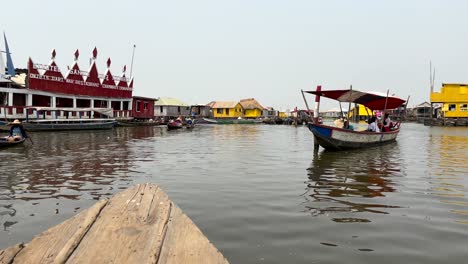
[132,96,157,120]
[208,101,243,118]
[154,97,191,117]
[430,83,468,118]
[239,98,264,119]
[1,47,134,120]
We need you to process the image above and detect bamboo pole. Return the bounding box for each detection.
[346,85,353,129]
[301,89,311,114]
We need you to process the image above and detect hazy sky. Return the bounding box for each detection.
[3,0,468,111]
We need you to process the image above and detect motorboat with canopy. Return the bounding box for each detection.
[302,86,408,151]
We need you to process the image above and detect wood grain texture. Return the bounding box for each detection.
[157,205,229,264]
[66,183,172,264]
[1,183,229,264]
[12,199,108,264]
[0,243,23,264]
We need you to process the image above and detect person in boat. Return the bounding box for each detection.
[7,119,29,141]
[343,120,354,130]
[334,118,344,128]
[382,112,393,132]
[367,116,380,132]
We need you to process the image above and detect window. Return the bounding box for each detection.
[136,100,141,112]
[160,106,163,113]
[226,109,230,115]
[460,104,468,112]
[448,104,456,111]
[144,102,148,110]
[217,108,223,114]
[177,106,181,113]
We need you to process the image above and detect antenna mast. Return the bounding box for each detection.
[130,44,136,78]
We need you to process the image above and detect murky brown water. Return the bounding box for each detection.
[0,123,467,263]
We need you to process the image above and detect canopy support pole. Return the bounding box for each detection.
[346,85,352,129]
[313,85,321,124]
[301,89,311,121]
[382,89,390,125]
[339,102,344,120]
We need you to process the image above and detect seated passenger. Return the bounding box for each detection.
[8,119,29,141]
[343,120,354,130]
[367,116,380,132]
[382,112,392,132]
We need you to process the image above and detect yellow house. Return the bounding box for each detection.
[208,101,244,118]
[348,104,373,120]
[279,112,287,118]
[431,83,468,118]
[239,98,265,119]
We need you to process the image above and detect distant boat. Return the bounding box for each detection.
[185,118,195,129]
[202,118,262,124]
[116,120,162,127]
[167,119,183,130]
[302,88,407,151]
[16,119,115,132]
[0,107,116,132]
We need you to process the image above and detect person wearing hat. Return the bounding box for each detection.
[8,119,29,141]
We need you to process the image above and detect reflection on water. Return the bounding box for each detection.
[0,127,163,202]
[427,128,468,224]
[0,123,467,264]
[305,144,403,223]
[0,127,164,239]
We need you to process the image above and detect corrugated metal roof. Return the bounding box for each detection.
[154,97,188,106]
[210,101,239,109]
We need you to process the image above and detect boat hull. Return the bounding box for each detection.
[308,123,400,151]
[0,138,26,148]
[116,121,161,127]
[167,121,183,130]
[22,121,115,131]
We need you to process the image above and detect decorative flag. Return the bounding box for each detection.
[3,32,15,76]
[92,47,98,59]
[74,49,79,61]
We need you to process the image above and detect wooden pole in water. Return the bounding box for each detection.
[402,95,410,121]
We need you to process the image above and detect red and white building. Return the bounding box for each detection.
[0,47,155,120]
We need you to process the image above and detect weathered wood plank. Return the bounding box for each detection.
[1,183,229,263]
[0,243,23,264]
[157,205,229,264]
[12,199,108,264]
[66,183,172,264]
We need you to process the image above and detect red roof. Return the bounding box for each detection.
[305,89,405,111]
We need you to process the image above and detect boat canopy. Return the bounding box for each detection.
[304,89,406,111]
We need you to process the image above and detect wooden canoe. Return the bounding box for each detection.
[0,138,26,149]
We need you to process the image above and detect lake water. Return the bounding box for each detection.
[1,123,467,263]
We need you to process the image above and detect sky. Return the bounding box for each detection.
[2,0,468,111]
